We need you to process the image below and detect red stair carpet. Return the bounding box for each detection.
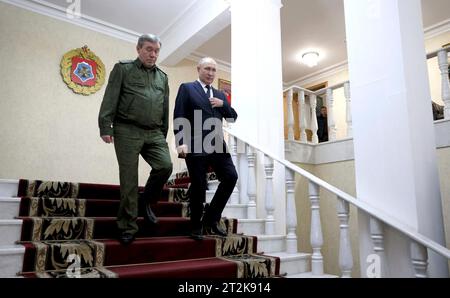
[14,171,280,278]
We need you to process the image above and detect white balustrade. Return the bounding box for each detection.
[369,217,386,277]
[437,49,450,119]
[310,94,319,144]
[285,168,298,253]
[337,198,353,277]
[410,241,428,278]
[299,90,307,143]
[229,135,239,204]
[326,88,336,141]
[246,144,257,219]
[287,89,295,141]
[344,82,352,137]
[309,180,324,275]
[264,155,275,235]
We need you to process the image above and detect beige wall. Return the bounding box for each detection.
[0,2,230,185]
[295,147,450,277]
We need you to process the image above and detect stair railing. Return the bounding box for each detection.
[225,127,450,278]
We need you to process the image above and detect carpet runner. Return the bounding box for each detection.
[14,172,280,278]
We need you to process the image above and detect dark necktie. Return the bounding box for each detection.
[205,85,211,97]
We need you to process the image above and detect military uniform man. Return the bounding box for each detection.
[98,34,173,245]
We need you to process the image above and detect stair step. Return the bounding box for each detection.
[101,257,239,278]
[237,219,265,235]
[0,180,19,197]
[17,197,184,218]
[0,220,22,246]
[222,204,247,219]
[287,272,339,278]
[267,252,311,276]
[255,235,286,253]
[0,197,21,219]
[0,245,25,277]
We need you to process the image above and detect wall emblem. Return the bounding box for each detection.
[60,45,105,95]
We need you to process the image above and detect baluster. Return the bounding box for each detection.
[246,145,257,219]
[310,94,319,144]
[285,168,298,253]
[264,155,275,235]
[229,135,239,204]
[410,241,428,278]
[369,217,385,278]
[344,82,353,137]
[299,90,307,142]
[326,88,337,141]
[309,181,323,275]
[437,49,450,119]
[337,198,353,277]
[287,89,295,141]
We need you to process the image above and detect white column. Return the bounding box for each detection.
[337,198,353,278]
[326,88,337,141]
[344,0,448,277]
[309,181,323,275]
[231,0,286,236]
[299,90,307,142]
[285,168,298,254]
[437,49,450,119]
[287,89,294,141]
[410,241,428,278]
[229,135,239,204]
[264,155,275,235]
[246,145,257,219]
[344,82,353,137]
[310,94,319,144]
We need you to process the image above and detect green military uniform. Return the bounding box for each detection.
[98,58,173,235]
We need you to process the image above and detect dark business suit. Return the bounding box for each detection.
[173,81,238,233]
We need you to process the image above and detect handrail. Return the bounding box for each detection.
[426,44,450,60]
[283,85,315,95]
[314,81,349,96]
[224,127,450,259]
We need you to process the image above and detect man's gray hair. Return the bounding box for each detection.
[198,57,217,67]
[137,34,162,48]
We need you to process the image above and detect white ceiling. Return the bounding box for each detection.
[42,0,450,83]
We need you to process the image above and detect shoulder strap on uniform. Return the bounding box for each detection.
[155,66,168,77]
[119,59,134,64]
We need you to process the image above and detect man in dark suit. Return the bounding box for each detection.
[173,57,238,240]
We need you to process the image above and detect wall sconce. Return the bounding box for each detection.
[302,51,320,67]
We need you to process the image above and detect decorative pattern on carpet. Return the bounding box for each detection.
[16,174,280,278]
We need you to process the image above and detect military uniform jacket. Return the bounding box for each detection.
[98,58,169,137]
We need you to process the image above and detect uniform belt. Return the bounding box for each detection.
[115,119,158,131]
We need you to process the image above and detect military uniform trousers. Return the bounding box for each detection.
[113,123,173,235]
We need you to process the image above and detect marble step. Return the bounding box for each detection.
[0,220,22,246]
[287,272,339,278]
[0,245,25,277]
[237,218,265,235]
[267,252,311,276]
[0,179,19,197]
[0,197,21,219]
[255,235,286,254]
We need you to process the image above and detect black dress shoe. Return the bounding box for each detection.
[205,221,228,237]
[189,227,204,241]
[119,232,135,245]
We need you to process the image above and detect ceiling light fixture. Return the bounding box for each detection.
[301,51,320,67]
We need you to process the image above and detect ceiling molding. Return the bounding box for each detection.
[284,60,348,88]
[0,0,140,43]
[187,51,231,73]
[285,18,450,88]
[424,18,450,40]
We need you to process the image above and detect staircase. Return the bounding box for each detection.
[0,172,312,278]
